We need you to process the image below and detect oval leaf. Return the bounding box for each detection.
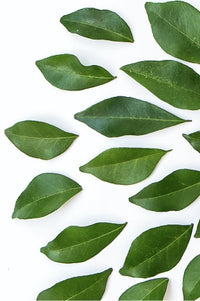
[194,220,200,238]
[5,120,78,160]
[183,255,200,300]
[183,131,200,153]
[80,148,169,185]
[37,268,112,300]
[12,173,82,219]
[41,222,127,263]
[119,278,169,300]
[36,54,116,91]
[121,60,200,110]
[75,96,187,137]
[120,224,193,278]
[60,8,133,42]
[145,1,200,63]
[129,169,200,212]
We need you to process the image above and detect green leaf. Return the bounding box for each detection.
[194,220,200,238]
[41,222,127,263]
[183,131,200,153]
[80,148,169,185]
[145,1,200,63]
[183,255,200,300]
[36,54,116,91]
[5,120,78,160]
[12,173,82,219]
[75,96,188,137]
[37,268,112,300]
[60,8,133,42]
[120,60,200,110]
[129,169,200,212]
[120,224,193,278]
[119,278,169,300]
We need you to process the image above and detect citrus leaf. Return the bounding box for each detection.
[80,148,169,185]
[37,268,112,300]
[75,96,188,137]
[183,131,200,153]
[121,60,200,110]
[12,173,82,219]
[5,120,78,160]
[130,169,200,212]
[41,222,127,263]
[119,278,169,300]
[194,221,200,238]
[145,1,200,63]
[36,54,116,91]
[120,224,193,278]
[183,255,200,300]
[60,8,133,42]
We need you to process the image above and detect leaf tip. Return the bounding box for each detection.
[40,246,46,255]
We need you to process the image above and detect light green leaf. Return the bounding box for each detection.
[130,169,200,212]
[41,222,127,263]
[60,8,133,42]
[120,224,193,278]
[183,255,200,300]
[121,60,200,110]
[12,173,82,219]
[183,131,200,153]
[194,221,200,238]
[80,148,169,185]
[145,1,200,63]
[36,54,116,91]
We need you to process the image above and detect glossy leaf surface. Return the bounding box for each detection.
[80,148,168,185]
[145,1,200,63]
[119,278,169,300]
[75,96,187,137]
[12,173,82,219]
[183,255,200,300]
[120,224,193,278]
[130,169,200,212]
[121,60,200,110]
[60,8,133,42]
[41,222,127,263]
[194,220,200,238]
[5,120,78,160]
[183,131,200,153]
[36,54,115,91]
[37,268,112,300]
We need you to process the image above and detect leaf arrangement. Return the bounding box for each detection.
[6,1,200,300]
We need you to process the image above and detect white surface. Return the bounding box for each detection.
[1,0,200,300]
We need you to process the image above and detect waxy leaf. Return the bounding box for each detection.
[5,120,78,160]
[121,60,200,110]
[80,148,169,185]
[12,173,82,219]
[120,224,193,278]
[41,222,127,263]
[37,268,112,300]
[183,131,200,153]
[119,278,169,300]
[145,1,200,63]
[130,169,200,212]
[75,96,187,137]
[183,255,200,300]
[60,8,133,42]
[36,54,116,91]
[194,220,200,238]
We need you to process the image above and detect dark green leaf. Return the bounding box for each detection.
[145,1,200,63]
[75,96,188,137]
[130,169,200,212]
[37,268,112,300]
[80,148,169,185]
[183,131,200,153]
[183,255,200,300]
[121,60,200,110]
[60,8,133,42]
[119,278,169,300]
[41,222,127,263]
[5,120,78,160]
[194,220,200,238]
[36,54,116,91]
[12,173,82,219]
[120,224,193,278]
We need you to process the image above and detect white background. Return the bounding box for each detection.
[1,0,200,300]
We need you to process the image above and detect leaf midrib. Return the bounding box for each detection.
[6,132,76,140]
[141,279,167,300]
